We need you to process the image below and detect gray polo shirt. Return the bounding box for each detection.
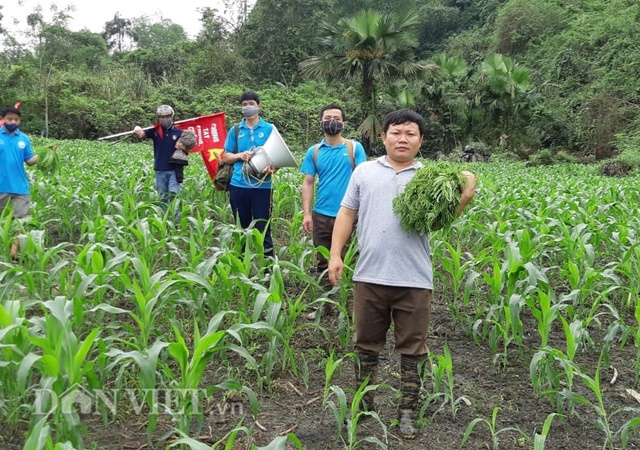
[341,156,433,289]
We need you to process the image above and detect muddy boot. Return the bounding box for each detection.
[398,354,425,439]
[354,353,379,413]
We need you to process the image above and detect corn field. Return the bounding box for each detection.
[1,139,639,450]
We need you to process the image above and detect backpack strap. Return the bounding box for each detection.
[234,124,240,152]
[346,139,355,170]
[313,140,356,171]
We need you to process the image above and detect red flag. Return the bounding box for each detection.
[175,112,227,181]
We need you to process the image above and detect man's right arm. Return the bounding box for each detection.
[222,127,248,164]
[301,175,315,234]
[328,206,357,285]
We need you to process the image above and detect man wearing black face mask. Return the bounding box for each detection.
[133,104,183,221]
[300,104,367,320]
[0,105,38,260]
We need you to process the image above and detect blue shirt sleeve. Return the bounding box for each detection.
[23,137,34,161]
[300,146,317,176]
[224,126,237,153]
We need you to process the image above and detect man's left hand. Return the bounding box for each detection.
[263,165,278,174]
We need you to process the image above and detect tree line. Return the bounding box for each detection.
[1,0,638,158]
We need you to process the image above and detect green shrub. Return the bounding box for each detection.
[526,149,554,167]
[615,132,640,168]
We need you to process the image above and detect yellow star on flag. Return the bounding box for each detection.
[206,148,224,162]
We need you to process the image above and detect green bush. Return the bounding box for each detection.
[526,149,554,167]
[616,132,640,168]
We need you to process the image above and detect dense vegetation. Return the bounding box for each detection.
[1,140,639,449]
[2,1,640,448]
[0,0,639,159]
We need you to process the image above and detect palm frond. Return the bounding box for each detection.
[358,113,382,141]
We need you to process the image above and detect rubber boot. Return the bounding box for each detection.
[398,354,425,439]
[354,353,379,413]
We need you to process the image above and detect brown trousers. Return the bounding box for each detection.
[312,211,350,286]
[353,282,432,356]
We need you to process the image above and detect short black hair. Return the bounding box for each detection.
[320,104,345,121]
[240,91,260,104]
[0,106,21,118]
[381,109,425,136]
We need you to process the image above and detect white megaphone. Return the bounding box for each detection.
[244,126,298,177]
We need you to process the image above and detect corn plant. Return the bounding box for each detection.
[461,406,526,450]
[323,383,387,449]
[525,287,569,349]
[27,296,101,448]
[345,382,388,449]
[531,317,590,415]
[614,241,640,310]
[105,339,169,435]
[422,344,469,420]
[633,301,640,386]
[558,355,640,450]
[116,256,178,349]
[533,413,560,450]
[0,300,37,425]
[166,317,260,438]
[322,352,352,410]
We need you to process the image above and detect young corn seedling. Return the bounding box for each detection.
[117,256,178,349]
[423,344,469,420]
[533,317,589,415]
[633,301,640,386]
[346,382,388,450]
[559,354,640,450]
[105,339,170,435]
[27,296,101,448]
[525,287,567,349]
[166,319,260,438]
[533,413,560,450]
[461,406,526,450]
[0,300,37,426]
[322,352,353,410]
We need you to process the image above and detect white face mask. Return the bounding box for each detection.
[242,105,259,118]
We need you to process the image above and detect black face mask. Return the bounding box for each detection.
[321,119,344,136]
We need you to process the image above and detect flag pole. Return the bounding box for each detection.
[97,116,216,141]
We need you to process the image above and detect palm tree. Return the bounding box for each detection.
[470,53,537,142]
[300,8,435,154]
[420,54,470,151]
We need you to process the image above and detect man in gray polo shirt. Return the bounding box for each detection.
[328,109,476,439]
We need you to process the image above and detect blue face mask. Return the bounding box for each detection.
[4,123,19,132]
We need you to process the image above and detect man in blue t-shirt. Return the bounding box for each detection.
[0,105,38,259]
[133,104,183,221]
[300,104,366,319]
[222,91,277,259]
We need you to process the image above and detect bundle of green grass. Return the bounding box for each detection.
[393,162,468,234]
[36,145,60,174]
